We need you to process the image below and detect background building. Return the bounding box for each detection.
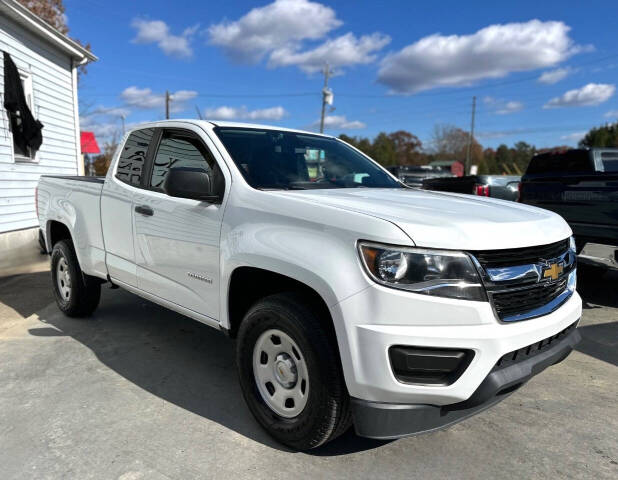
[0,0,95,272]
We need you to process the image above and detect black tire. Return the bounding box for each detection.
[236,293,351,450]
[50,239,101,317]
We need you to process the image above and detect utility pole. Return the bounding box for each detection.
[165,90,170,119]
[319,65,333,133]
[465,95,476,175]
[120,115,125,135]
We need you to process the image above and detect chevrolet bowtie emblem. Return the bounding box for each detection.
[542,262,563,281]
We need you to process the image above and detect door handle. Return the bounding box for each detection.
[135,205,154,216]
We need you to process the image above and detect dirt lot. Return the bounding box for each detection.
[0,262,616,480]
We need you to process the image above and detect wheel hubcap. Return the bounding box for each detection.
[253,329,309,418]
[56,256,72,301]
[273,353,297,389]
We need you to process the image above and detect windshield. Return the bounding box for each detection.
[213,127,402,190]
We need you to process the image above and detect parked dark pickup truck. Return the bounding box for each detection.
[422,175,521,201]
[519,148,618,252]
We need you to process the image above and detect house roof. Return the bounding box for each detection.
[0,0,97,64]
[80,131,100,154]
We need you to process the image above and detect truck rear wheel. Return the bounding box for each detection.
[236,293,351,450]
[51,239,101,317]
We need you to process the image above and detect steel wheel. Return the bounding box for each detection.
[253,328,309,418]
[55,256,72,302]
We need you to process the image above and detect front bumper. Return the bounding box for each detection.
[332,283,582,405]
[350,321,581,439]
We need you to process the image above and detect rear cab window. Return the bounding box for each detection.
[526,149,594,176]
[599,150,618,172]
[116,128,155,186]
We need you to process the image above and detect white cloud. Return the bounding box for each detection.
[80,105,133,144]
[131,18,198,58]
[496,101,524,115]
[90,105,131,117]
[79,115,123,143]
[314,115,366,130]
[207,0,388,73]
[538,67,574,84]
[90,123,123,140]
[120,86,198,112]
[560,131,586,142]
[208,0,340,62]
[604,110,618,118]
[378,20,583,94]
[544,83,615,108]
[483,97,524,115]
[204,105,287,121]
[268,32,390,73]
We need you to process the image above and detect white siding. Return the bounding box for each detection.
[0,13,79,233]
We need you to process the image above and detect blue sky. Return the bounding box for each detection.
[69,0,618,150]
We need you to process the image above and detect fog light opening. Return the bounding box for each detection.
[389,346,475,386]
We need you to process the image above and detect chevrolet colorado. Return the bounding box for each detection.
[37,120,582,450]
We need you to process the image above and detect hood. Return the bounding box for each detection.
[278,188,571,250]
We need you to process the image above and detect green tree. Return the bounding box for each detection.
[371,132,397,165]
[338,134,374,157]
[579,122,618,148]
[479,148,497,174]
[512,141,536,174]
[494,144,512,173]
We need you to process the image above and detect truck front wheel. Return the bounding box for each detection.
[236,293,351,450]
[51,240,101,317]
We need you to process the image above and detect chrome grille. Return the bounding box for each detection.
[491,278,568,320]
[471,239,569,269]
[470,238,575,322]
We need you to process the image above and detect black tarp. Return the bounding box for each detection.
[3,50,43,154]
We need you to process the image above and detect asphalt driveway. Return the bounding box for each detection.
[0,265,616,479]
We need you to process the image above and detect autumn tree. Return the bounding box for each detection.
[18,0,91,75]
[91,138,119,176]
[430,124,482,167]
[339,130,424,166]
[388,130,423,165]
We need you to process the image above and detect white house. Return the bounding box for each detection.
[0,0,95,269]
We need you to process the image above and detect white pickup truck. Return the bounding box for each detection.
[37,120,582,450]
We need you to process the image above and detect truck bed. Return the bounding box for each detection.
[38,175,107,279]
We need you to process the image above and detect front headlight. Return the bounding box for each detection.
[358,242,486,301]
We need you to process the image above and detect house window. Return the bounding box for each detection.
[10,72,37,162]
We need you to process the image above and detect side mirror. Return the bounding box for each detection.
[163,167,220,203]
